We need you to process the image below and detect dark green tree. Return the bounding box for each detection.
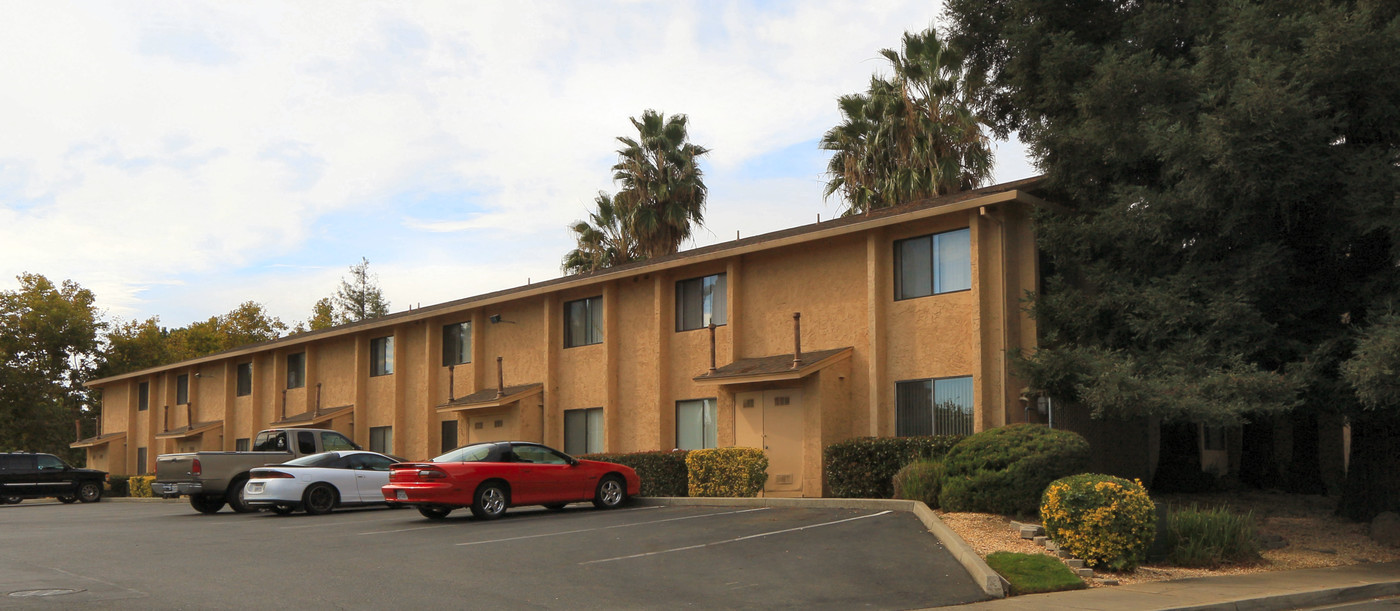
[334,257,390,323]
[98,302,287,377]
[611,110,710,259]
[563,192,644,274]
[944,0,1400,515]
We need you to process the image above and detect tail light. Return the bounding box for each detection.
[250,469,294,479]
[389,464,446,482]
[417,468,447,480]
[191,459,201,476]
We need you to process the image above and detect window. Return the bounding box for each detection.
[442,322,472,366]
[370,426,393,454]
[321,431,357,451]
[176,374,189,405]
[36,455,65,470]
[371,336,394,376]
[297,431,316,454]
[138,382,149,411]
[675,398,717,450]
[136,447,147,474]
[253,431,287,452]
[676,273,727,331]
[350,454,395,471]
[512,444,570,465]
[1203,425,1226,451]
[235,438,249,452]
[564,408,604,455]
[286,352,306,389]
[441,420,458,452]
[564,296,603,348]
[894,228,971,300]
[236,362,252,397]
[896,376,974,436]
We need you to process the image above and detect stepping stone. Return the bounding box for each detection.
[1033,536,1048,546]
[1098,578,1119,586]
[1065,559,1085,569]
[1058,549,1074,559]
[1019,526,1040,539]
[1075,568,1094,578]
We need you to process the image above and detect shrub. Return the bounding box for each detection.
[686,448,768,497]
[892,460,944,508]
[106,476,130,497]
[581,450,690,497]
[1161,504,1260,568]
[1041,473,1157,571]
[939,424,1090,515]
[129,475,155,498]
[824,435,963,498]
[985,551,1088,595]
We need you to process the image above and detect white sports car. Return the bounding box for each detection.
[244,450,404,515]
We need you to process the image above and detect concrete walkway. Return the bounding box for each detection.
[948,561,1400,610]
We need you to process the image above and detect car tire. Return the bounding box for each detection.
[2,496,21,505]
[189,494,226,514]
[302,483,338,515]
[57,495,78,504]
[77,482,102,503]
[226,476,256,513]
[592,475,626,510]
[470,482,508,520]
[544,503,568,511]
[271,504,295,515]
[418,506,452,519]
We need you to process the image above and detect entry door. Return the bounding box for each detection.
[735,389,804,493]
[466,413,516,444]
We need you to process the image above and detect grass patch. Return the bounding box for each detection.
[985,551,1087,595]
[1161,503,1261,568]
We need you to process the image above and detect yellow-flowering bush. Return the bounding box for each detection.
[128,476,156,498]
[1041,473,1156,571]
[686,448,768,497]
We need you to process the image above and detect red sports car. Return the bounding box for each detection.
[382,441,641,520]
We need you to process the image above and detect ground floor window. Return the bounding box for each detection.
[370,426,393,454]
[441,420,458,452]
[235,438,249,452]
[136,447,147,474]
[676,398,717,450]
[564,408,604,455]
[896,376,974,436]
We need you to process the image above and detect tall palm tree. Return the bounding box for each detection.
[611,110,710,258]
[562,192,643,275]
[822,27,992,216]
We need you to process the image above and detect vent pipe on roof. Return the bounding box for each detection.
[792,313,803,369]
[75,419,81,443]
[448,365,456,401]
[496,357,505,398]
[316,383,322,415]
[708,323,718,375]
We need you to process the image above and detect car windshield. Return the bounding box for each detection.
[282,452,343,467]
[432,443,495,463]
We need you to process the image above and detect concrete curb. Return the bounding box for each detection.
[635,496,1006,599]
[1167,579,1400,611]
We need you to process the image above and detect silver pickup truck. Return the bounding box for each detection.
[155,428,360,514]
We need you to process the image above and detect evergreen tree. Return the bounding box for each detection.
[334,257,390,323]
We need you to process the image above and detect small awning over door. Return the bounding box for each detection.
[155,420,223,440]
[692,347,852,386]
[70,431,127,449]
[437,383,543,414]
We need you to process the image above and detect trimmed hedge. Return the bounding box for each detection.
[106,476,131,497]
[129,475,155,498]
[581,450,690,497]
[892,459,944,508]
[686,447,768,497]
[824,436,964,498]
[1042,473,1157,571]
[939,424,1090,516]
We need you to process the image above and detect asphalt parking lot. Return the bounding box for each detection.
[0,498,986,610]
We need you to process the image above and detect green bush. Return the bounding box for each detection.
[1161,504,1260,568]
[581,450,690,497]
[686,448,768,497]
[892,460,944,508]
[129,475,155,498]
[106,476,130,497]
[939,424,1089,515]
[1041,473,1157,571]
[824,435,964,498]
[985,552,1088,595]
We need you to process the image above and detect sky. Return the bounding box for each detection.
[0,0,1037,331]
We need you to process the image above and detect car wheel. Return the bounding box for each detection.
[57,495,78,504]
[592,475,626,509]
[271,504,295,515]
[189,494,226,514]
[302,483,338,515]
[418,506,451,520]
[544,503,568,511]
[470,482,508,520]
[77,482,102,503]
[2,496,21,505]
[226,476,256,513]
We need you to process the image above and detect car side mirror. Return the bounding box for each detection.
[568,458,579,466]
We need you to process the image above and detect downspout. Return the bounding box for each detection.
[980,206,1012,425]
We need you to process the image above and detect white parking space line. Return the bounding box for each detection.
[359,524,455,535]
[456,507,771,547]
[579,510,894,565]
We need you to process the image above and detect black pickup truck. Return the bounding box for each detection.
[0,452,107,504]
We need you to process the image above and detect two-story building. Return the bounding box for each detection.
[76,177,1045,497]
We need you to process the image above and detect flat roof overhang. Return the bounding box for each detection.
[70,431,127,449]
[693,347,853,386]
[154,420,223,440]
[270,404,354,427]
[437,384,544,413]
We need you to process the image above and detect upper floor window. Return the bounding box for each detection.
[371,336,394,376]
[138,381,149,411]
[564,296,603,348]
[236,362,252,397]
[676,273,727,331]
[895,376,974,437]
[895,228,971,300]
[286,352,306,389]
[442,322,471,366]
[176,374,189,405]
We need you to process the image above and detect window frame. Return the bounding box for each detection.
[136,447,148,474]
[675,398,718,450]
[369,426,393,454]
[286,352,306,390]
[675,273,728,332]
[563,296,604,348]
[371,336,395,377]
[441,321,472,367]
[138,381,149,411]
[440,420,458,453]
[176,374,189,406]
[236,362,252,397]
[235,438,250,452]
[563,407,604,455]
[893,227,972,301]
[894,375,975,437]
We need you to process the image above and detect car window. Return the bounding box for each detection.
[512,445,568,465]
[0,455,33,470]
[360,454,395,471]
[253,432,287,452]
[432,442,496,463]
[36,455,66,470]
[298,431,317,454]
[321,432,357,451]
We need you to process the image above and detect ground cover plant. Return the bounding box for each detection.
[1161,503,1261,568]
[984,551,1087,595]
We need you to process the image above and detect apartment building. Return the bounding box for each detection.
[77,178,1045,497]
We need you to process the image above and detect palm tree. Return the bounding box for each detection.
[611,110,710,258]
[562,192,643,275]
[822,27,992,216]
